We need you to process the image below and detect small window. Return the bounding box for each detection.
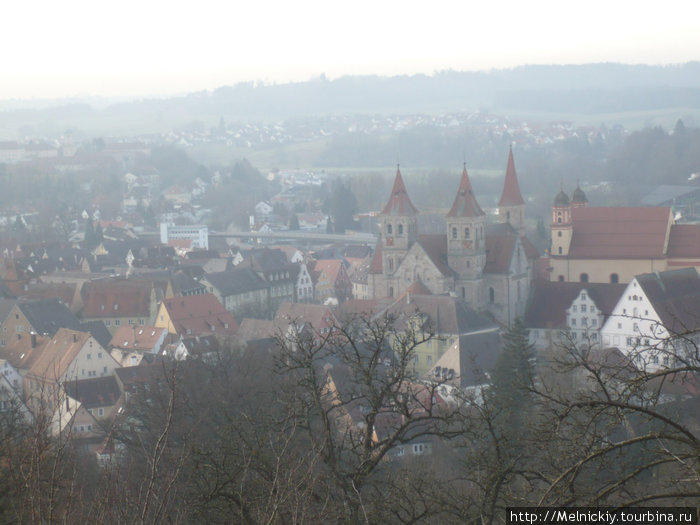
[558,275,565,282]
[610,273,619,283]
[558,231,562,237]
[580,273,588,283]
[558,247,563,255]
[387,224,392,235]
[452,227,457,240]
[115,320,120,326]
[464,227,470,239]
[398,224,403,235]
[489,287,495,303]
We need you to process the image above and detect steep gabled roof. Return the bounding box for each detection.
[368,243,383,275]
[667,224,700,258]
[82,280,153,318]
[430,331,502,388]
[636,268,700,334]
[524,281,626,329]
[162,293,238,336]
[568,207,672,259]
[17,298,81,336]
[63,376,121,408]
[28,329,94,381]
[446,164,485,218]
[381,166,419,216]
[498,147,525,207]
[204,268,267,296]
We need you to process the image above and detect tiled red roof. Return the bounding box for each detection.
[667,224,700,258]
[162,293,238,337]
[368,243,383,274]
[498,147,525,206]
[446,165,485,218]
[567,207,672,259]
[109,325,166,352]
[314,259,344,284]
[82,280,153,318]
[381,166,419,216]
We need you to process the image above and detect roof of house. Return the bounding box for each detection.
[384,293,495,335]
[636,268,700,334]
[79,321,113,348]
[162,293,238,336]
[204,268,267,296]
[27,329,94,381]
[667,224,700,258]
[430,331,502,388]
[498,148,526,207]
[17,298,81,335]
[314,259,346,284]
[179,335,220,357]
[82,280,153,318]
[170,270,206,295]
[235,318,276,344]
[275,302,336,331]
[525,281,627,329]
[109,325,166,352]
[381,166,419,216]
[19,282,80,311]
[368,243,383,275]
[0,332,50,370]
[567,207,672,259]
[446,165,485,218]
[62,376,121,408]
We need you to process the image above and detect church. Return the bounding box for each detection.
[549,186,700,284]
[368,149,539,326]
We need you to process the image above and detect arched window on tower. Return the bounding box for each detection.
[464,227,470,239]
[557,211,562,224]
[398,224,403,235]
[387,223,392,235]
[558,247,562,255]
[610,273,619,283]
[388,258,394,271]
[452,227,457,240]
[506,211,511,221]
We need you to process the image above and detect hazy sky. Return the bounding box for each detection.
[3,0,699,100]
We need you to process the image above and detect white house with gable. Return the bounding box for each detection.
[601,268,700,372]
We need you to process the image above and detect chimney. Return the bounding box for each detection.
[30,332,36,348]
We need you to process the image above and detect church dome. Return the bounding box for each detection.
[571,185,588,203]
[554,189,570,206]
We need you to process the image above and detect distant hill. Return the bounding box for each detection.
[2,63,700,138]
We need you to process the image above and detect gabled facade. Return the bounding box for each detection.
[600,268,700,371]
[368,152,538,326]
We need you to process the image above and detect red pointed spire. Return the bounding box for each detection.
[498,146,525,206]
[381,165,419,216]
[446,163,485,218]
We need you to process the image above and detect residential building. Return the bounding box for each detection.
[525,281,626,349]
[313,259,352,304]
[81,280,158,333]
[600,268,700,372]
[155,293,238,339]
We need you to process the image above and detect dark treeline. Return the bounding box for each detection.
[0,315,697,524]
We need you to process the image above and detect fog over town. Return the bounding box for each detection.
[0,2,699,523]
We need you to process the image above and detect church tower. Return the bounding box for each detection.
[446,164,486,304]
[551,186,573,258]
[379,165,418,297]
[498,146,526,236]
